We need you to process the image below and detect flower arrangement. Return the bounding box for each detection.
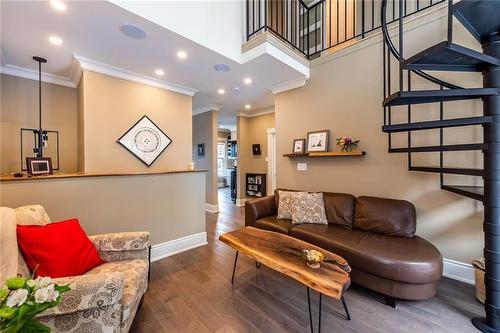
[336,136,360,152]
[0,274,70,333]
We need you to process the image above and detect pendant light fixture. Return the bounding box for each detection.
[33,56,47,157]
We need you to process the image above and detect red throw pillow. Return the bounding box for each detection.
[17,218,104,278]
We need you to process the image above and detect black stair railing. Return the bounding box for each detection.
[381,0,500,332]
[246,0,446,59]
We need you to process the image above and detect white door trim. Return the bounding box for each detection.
[267,128,277,194]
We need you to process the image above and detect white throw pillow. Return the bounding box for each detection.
[291,192,328,225]
[277,191,296,220]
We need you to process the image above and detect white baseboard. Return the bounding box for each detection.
[443,258,474,285]
[150,232,208,262]
[205,203,219,213]
[235,198,249,207]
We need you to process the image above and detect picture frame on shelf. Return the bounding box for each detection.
[26,157,53,176]
[307,130,330,153]
[292,138,306,154]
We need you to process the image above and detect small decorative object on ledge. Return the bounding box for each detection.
[117,115,172,167]
[336,136,360,152]
[301,249,326,269]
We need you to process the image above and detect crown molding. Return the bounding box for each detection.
[238,107,275,118]
[269,77,307,94]
[74,55,198,96]
[0,63,77,88]
[193,104,222,116]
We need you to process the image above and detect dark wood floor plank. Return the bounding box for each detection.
[130,188,484,333]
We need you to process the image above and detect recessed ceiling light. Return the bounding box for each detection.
[155,69,164,76]
[245,104,251,110]
[214,64,230,72]
[51,0,66,11]
[49,35,63,46]
[244,77,252,85]
[120,24,147,40]
[177,50,187,59]
[218,89,225,95]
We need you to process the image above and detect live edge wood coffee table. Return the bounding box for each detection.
[219,226,352,333]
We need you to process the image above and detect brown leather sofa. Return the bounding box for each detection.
[245,190,443,305]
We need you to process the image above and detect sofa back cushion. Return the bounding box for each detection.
[274,189,355,228]
[354,196,416,237]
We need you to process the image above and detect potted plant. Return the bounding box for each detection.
[0,274,70,333]
[336,136,360,152]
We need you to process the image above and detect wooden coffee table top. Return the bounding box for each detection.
[219,226,351,300]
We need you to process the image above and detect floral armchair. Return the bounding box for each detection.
[0,205,150,333]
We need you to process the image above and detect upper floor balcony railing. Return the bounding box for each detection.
[246,0,445,59]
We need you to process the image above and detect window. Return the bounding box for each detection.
[217,141,226,177]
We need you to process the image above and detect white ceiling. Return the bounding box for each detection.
[0,0,306,128]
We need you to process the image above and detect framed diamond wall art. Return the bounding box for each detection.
[117,115,172,167]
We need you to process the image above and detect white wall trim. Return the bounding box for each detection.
[0,63,77,88]
[193,104,222,116]
[238,107,275,118]
[150,232,208,262]
[75,55,198,96]
[270,77,308,94]
[205,203,219,213]
[235,198,249,207]
[443,258,475,285]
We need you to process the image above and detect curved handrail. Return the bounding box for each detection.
[381,0,462,90]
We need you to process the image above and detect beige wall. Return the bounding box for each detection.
[80,70,192,173]
[0,172,206,245]
[193,111,218,206]
[0,74,78,174]
[275,8,483,263]
[237,111,275,199]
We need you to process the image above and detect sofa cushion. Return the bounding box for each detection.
[86,259,148,327]
[291,192,328,225]
[17,219,104,278]
[289,224,442,284]
[323,192,355,228]
[275,189,355,227]
[255,216,294,234]
[277,191,295,220]
[354,196,416,237]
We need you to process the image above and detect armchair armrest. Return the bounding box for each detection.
[89,232,150,262]
[39,272,125,317]
[245,195,277,227]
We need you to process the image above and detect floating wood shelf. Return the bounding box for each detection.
[283,151,366,158]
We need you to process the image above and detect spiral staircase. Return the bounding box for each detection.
[380,0,500,331]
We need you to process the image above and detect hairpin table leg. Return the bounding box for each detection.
[231,251,239,284]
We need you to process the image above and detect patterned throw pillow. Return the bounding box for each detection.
[291,192,328,225]
[277,190,296,220]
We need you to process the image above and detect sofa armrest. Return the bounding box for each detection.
[89,232,150,262]
[245,195,277,227]
[39,272,125,317]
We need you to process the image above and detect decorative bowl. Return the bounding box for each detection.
[301,249,326,269]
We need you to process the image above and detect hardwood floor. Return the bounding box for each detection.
[130,188,484,333]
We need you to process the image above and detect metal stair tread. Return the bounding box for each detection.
[452,0,500,44]
[383,88,497,107]
[409,166,483,176]
[441,185,484,201]
[382,116,492,133]
[403,41,499,72]
[389,143,487,153]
